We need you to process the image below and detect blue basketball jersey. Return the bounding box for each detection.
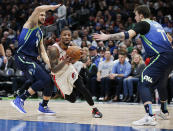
[17,27,43,57]
[140,19,172,57]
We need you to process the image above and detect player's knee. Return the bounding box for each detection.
[41,75,52,86]
[139,85,152,103]
[65,94,76,103]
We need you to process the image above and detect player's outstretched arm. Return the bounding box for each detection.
[24,4,61,28]
[92,30,136,41]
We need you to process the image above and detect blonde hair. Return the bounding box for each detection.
[131,54,144,69]
[82,47,89,56]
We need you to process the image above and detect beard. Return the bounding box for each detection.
[38,20,44,25]
[64,42,69,46]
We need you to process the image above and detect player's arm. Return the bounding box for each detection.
[0,44,7,64]
[24,4,61,28]
[167,33,172,43]
[40,39,51,68]
[92,30,136,41]
[92,21,150,41]
[47,46,70,73]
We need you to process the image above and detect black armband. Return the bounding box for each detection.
[124,31,129,39]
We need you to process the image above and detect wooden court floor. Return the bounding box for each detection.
[0,100,173,130]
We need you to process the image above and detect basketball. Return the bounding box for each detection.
[66,46,81,61]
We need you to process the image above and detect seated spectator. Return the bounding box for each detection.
[0,48,16,74]
[85,56,98,99]
[97,47,106,63]
[97,51,114,101]
[122,54,145,103]
[112,47,118,60]
[0,48,16,96]
[72,30,82,47]
[89,46,100,67]
[44,10,55,26]
[109,52,131,102]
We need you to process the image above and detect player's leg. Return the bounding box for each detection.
[155,69,171,120]
[74,76,103,118]
[11,55,34,113]
[132,56,160,126]
[133,53,173,125]
[33,65,55,115]
[12,56,55,114]
[65,90,77,103]
[155,53,173,119]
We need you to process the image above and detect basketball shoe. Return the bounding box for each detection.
[11,97,26,113]
[155,110,170,120]
[92,108,103,118]
[38,103,56,115]
[132,114,157,126]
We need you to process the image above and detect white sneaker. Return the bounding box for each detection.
[155,110,170,120]
[98,97,104,101]
[132,114,157,126]
[92,96,97,101]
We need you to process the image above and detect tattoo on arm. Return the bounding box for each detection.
[109,32,125,41]
[47,46,66,73]
[50,60,66,73]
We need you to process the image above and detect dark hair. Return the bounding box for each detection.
[118,49,127,56]
[6,48,12,52]
[134,5,150,18]
[61,27,71,34]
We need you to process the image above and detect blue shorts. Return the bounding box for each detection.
[15,53,53,96]
[140,52,173,100]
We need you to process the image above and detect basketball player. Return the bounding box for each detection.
[11,4,61,115]
[93,5,173,125]
[46,28,102,118]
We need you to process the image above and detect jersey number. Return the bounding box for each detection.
[157,29,167,41]
[36,31,41,47]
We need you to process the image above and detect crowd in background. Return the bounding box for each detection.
[0,0,173,103]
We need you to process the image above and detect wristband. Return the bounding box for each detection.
[124,31,129,39]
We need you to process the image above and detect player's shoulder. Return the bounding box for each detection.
[52,42,59,48]
[23,20,37,29]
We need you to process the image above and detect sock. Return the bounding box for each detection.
[144,104,153,116]
[41,100,49,107]
[161,101,168,113]
[20,90,31,101]
[91,105,97,110]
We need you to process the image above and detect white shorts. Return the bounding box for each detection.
[52,64,78,98]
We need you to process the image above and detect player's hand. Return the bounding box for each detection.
[51,4,61,11]
[92,31,110,41]
[65,55,72,64]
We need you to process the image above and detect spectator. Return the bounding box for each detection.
[1,48,16,71]
[55,0,67,36]
[109,52,131,102]
[122,54,145,102]
[85,56,97,99]
[97,51,114,101]
[72,30,82,47]
[44,10,55,26]
[89,46,100,67]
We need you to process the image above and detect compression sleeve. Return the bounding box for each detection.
[133,21,150,35]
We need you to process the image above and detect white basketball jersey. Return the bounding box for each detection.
[51,42,78,96]
[53,42,66,62]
